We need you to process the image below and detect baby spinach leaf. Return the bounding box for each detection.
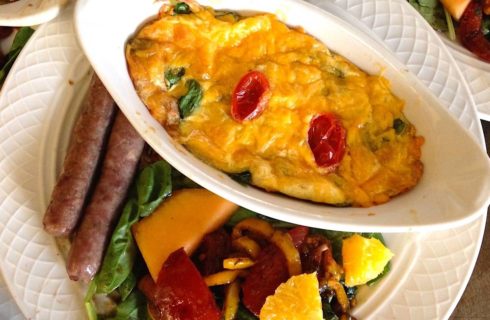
[139,161,172,217]
[93,161,172,295]
[0,27,34,85]
[482,16,490,37]
[229,171,252,185]
[235,304,258,320]
[164,67,185,89]
[178,79,202,118]
[226,207,258,227]
[108,290,148,320]
[408,0,448,32]
[322,301,339,320]
[174,2,191,14]
[117,268,137,301]
[95,201,139,294]
[136,166,154,205]
[172,168,201,189]
[393,118,406,134]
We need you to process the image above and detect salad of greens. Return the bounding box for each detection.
[83,160,393,320]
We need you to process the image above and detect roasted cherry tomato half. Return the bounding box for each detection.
[459,1,490,62]
[308,113,346,170]
[231,70,270,122]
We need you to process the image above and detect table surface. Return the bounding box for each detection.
[450,120,490,319]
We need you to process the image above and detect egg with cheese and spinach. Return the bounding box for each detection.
[126,2,424,207]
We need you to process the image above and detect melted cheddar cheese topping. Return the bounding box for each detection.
[126,3,424,207]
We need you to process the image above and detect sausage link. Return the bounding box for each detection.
[43,75,116,236]
[66,110,145,282]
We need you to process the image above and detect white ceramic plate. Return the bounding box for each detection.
[0,2,487,320]
[74,0,490,233]
[0,0,67,26]
[442,39,490,121]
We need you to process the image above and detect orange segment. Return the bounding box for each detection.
[259,273,322,320]
[342,234,393,286]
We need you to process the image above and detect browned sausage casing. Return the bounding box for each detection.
[66,110,145,282]
[43,75,116,236]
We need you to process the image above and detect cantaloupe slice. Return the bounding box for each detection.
[440,0,471,20]
[132,188,238,280]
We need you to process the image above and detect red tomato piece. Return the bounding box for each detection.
[231,71,270,122]
[241,244,290,316]
[140,247,221,320]
[288,226,309,248]
[193,228,230,276]
[308,113,346,170]
[459,1,490,62]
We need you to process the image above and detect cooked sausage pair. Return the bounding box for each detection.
[43,74,145,282]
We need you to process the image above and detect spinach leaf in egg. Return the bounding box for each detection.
[178,79,203,118]
[164,67,185,90]
[393,118,406,134]
[229,171,252,185]
[174,2,191,14]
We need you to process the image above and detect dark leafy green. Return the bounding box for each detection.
[393,118,406,134]
[117,272,137,302]
[84,161,172,317]
[229,171,252,185]
[408,0,448,32]
[138,162,172,217]
[482,17,490,37]
[108,290,148,320]
[95,200,139,294]
[178,79,202,118]
[0,27,34,85]
[164,67,185,89]
[174,2,191,14]
[236,304,258,320]
[322,301,340,320]
[225,207,258,227]
[171,168,201,189]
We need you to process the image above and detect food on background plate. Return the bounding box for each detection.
[409,0,490,62]
[126,1,424,208]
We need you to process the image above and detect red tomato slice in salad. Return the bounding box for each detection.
[308,113,346,170]
[288,226,309,248]
[459,1,490,62]
[231,70,270,122]
[242,244,290,316]
[141,247,221,320]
